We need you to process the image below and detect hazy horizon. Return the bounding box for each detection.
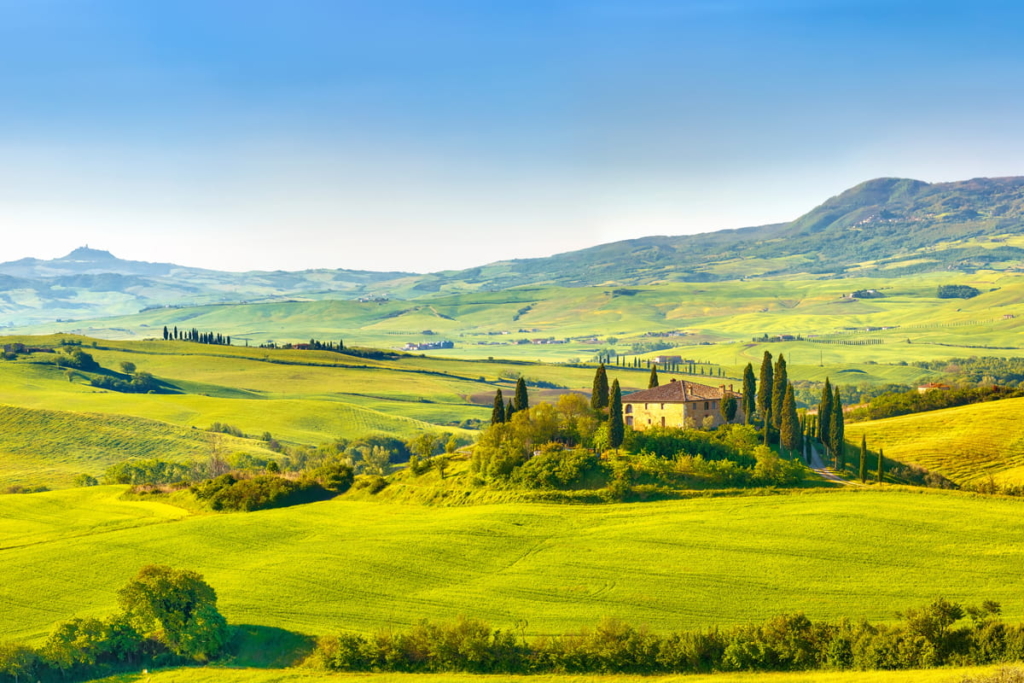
[2,0,1023,273]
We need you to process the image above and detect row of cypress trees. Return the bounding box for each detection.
[490,377,530,424]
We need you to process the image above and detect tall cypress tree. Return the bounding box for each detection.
[771,354,788,429]
[514,377,529,413]
[779,383,800,454]
[608,379,624,448]
[648,365,660,389]
[591,363,609,411]
[506,398,516,420]
[162,325,169,341]
[859,434,868,483]
[491,389,506,424]
[756,351,773,425]
[877,447,885,483]
[818,378,833,453]
[741,363,756,425]
[830,386,844,469]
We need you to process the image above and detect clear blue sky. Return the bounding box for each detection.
[1,0,1023,272]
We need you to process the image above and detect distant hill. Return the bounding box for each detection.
[4,176,1024,326]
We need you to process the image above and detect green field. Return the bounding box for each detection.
[845,398,1024,485]
[3,486,1023,647]
[92,664,1015,683]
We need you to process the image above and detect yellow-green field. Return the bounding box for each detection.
[3,486,1023,646]
[845,398,1024,485]
[92,664,1018,683]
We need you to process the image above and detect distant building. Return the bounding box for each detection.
[652,355,683,365]
[402,340,454,351]
[622,379,744,430]
[917,382,951,394]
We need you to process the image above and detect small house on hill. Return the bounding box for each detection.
[918,382,951,394]
[622,379,743,430]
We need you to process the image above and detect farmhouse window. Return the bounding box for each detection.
[661,416,665,427]
[626,416,633,426]
[704,401,709,410]
[625,404,633,413]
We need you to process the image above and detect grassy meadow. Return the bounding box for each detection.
[3,486,1023,646]
[845,398,1024,485]
[92,664,1016,683]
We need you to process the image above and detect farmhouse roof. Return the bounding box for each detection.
[622,380,738,403]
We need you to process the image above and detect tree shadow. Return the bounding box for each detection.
[222,624,316,668]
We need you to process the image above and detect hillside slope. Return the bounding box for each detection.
[844,397,1024,485]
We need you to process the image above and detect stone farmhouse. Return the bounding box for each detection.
[622,379,744,430]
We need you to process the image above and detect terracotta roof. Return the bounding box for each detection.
[622,380,739,403]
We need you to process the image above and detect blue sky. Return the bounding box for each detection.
[1,0,1023,272]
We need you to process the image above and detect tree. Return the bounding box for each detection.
[119,361,136,375]
[162,325,169,341]
[859,434,868,483]
[756,351,773,424]
[741,363,756,425]
[116,565,228,660]
[648,364,659,388]
[877,447,885,483]
[818,378,833,455]
[779,383,800,454]
[771,354,788,429]
[591,363,609,411]
[491,389,506,424]
[720,394,738,423]
[829,386,845,469]
[608,379,624,448]
[0,642,37,683]
[360,445,392,476]
[506,398,516,419]
[514,377,529,413]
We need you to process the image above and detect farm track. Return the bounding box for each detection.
[809,444,865,487]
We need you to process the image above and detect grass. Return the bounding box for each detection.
[845,398,1024,485]
[89,664,1016,683]
[3,487,1024,646]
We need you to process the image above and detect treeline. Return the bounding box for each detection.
[308,598,1024,675]
[848,384,1024,422]
[938,284,981,299]
[913,356,1024,387]
[163,326,230,345]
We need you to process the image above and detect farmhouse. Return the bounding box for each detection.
[622,379,744,430]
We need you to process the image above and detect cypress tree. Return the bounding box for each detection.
[756,351,773,425]
[648,364,660,389]
[608,379,624,448]
[173,326,178,340]
[859,434,868,482]
[163,325,169,340]
[591,363,609,411]
[514,377,529,413]
[771,354,788,429]
[506,398,516,420]
[830,386,844,469]
[877,447,884,483]
[762,402,771,445]
[779,383,800,454]
[741,363,756,425]
[818,378,833,453]
[491,389,506,424]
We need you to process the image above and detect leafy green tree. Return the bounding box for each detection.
[779,383,800,454]
[119,361,136,374]
[591,363,609,411]
[360,445,392,476]
[859,434,868,482]
[0,642,37,682]
[771,354,788,429]
[648,365,659,389]
[741,363,756,425]
[116,565,228,660]
[514,377,529,413]
[720,394,738,423]
[756,351,773,424]
[491,389,506,424]
[608,379,624,448]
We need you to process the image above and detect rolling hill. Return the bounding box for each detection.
[6,176,1024,328]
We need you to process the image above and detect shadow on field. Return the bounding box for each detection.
[223,624,315,668]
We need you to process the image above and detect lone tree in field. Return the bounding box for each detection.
[742,363,756,425]
[720,393,738,423]
[117,565,228,660]
[608,379,624,448]
[491,389,506,424]
[648,364,660,389]
[591,363,609,411]
[859,434,868,482]
[779,383,800,455]
[771,354,788,430]
[514,377,529,413]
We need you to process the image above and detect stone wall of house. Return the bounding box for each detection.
[624,397,744,430]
